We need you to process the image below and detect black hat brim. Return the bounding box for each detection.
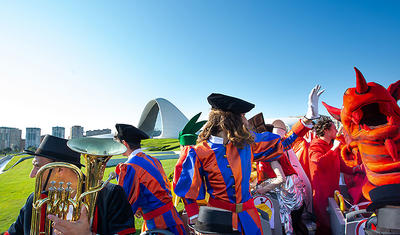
[207,93,255,114]
[115,124,149,144]
[24,150,84,168]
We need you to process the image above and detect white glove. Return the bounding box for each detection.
[331,139,341,151]
[305,85,325,120]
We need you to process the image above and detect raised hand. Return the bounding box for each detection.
[305,85,325,120]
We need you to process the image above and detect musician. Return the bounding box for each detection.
[6,135,136,235]
[114,124,186,235]
[173,93,283,234]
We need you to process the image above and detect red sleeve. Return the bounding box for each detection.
[289,119,312,138]
[309,144,338,170]
[257,161,276,182]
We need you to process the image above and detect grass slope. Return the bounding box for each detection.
[141,138,180,151]
[0,139,180,233]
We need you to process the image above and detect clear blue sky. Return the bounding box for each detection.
[1,1,399,137]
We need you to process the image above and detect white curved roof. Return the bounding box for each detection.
[137,98,188,138]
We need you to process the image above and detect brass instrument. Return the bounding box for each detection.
[30,137,126,235]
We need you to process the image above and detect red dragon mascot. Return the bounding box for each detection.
[322,67,400,201]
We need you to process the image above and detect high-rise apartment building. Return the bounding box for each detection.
[25,128,41,149]
[20,139,25,151]
[70,125,84,139]
[0,127,22,151]
[86,129,112,137]
[52,126,65,139]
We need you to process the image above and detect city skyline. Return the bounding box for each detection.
[1,125,115,140]
[0,125,116,152]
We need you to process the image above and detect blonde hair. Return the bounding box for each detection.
[198,109,255,149]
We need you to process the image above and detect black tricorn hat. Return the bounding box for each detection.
[188,206,241,234]
[367,184,400,211]
[207,93,255,114]
[25,135,83,168]
[115,124,149,144]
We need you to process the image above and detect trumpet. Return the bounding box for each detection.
[30,137,126,235]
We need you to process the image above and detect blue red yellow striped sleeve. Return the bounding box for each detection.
[173,146,205,217]
[282,119,312,150]
[252,132,283,162]
[116,163,141,214]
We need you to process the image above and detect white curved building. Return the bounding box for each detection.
[137,98,188,138]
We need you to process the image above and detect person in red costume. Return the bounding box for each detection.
[309,117,361,235]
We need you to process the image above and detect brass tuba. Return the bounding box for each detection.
[30,137,126,235]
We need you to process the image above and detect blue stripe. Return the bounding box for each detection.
[238,145,252,202]
[162,210,178,229]
[203,170,214,199]
[253,138,282,161]
[145,217,156,230]
[143,153,161,170]
[162,210,175,227]
[175,148,197,197]
[138,183,165,214]
[209,141,236,203]
[282,132,298,150]
[261,154,281,163]
[198,159,213,199]
[237,211,262,235]
[254,131,280,143]
[128,155,169,193]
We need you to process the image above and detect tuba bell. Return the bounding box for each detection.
[30,137,126,235]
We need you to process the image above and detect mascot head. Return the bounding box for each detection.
[322,67,400,142]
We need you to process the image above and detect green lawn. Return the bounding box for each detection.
[0,139,181,233]
[142,138,180,151]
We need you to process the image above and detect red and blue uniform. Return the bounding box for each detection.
[174,132,283,235]
[258,119,312,181]
[116,149,185,235]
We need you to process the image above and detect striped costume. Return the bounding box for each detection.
[174,132,283,234]
[257,119,312,181]
[116,149,185,235]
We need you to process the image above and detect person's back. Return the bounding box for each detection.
[117,152,177,219]
[174,93,284,235]
[115,124,185,234]
[184,131,280,202]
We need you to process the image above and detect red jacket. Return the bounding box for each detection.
[292,131,314,181]
[309,137,353,234]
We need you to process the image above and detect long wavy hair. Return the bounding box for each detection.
[198,109,255,149]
